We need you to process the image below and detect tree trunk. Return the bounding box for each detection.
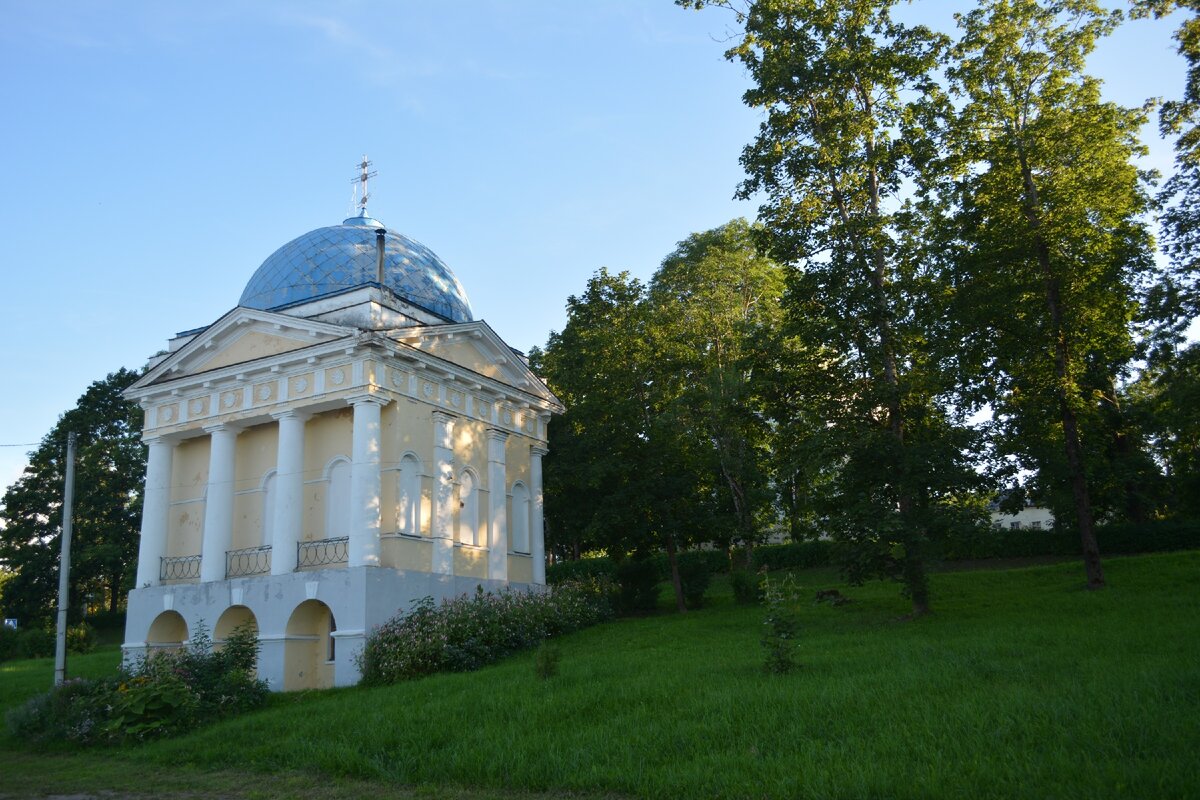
[902,535,931,616]
[664,531,687,613]
[1019,157,1106,590]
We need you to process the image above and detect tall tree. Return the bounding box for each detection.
[0,368,145,625]
[647,219,784,556]
[1131,1,1200,349]
[943,0,1156,588]
[681,0,980,615]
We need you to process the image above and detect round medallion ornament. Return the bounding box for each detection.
[161,406,174,422]
[331,369,346,386]
[503,410,513,425]
[294,377,308,393]
[222,392,236,408]
[450,392,461,408]
[257,385,271,400]
[423,382,435,398]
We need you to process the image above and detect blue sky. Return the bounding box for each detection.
[0,0,1187,489]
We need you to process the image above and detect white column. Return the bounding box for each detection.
[349,396,386,568]
[431,411,456,575]
[200,424,240,583]
[270,410,308,575]
[530,444,548,585]
[486,429,509,581]
[135,437,176,587]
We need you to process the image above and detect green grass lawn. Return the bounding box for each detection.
[2,552,1198,799]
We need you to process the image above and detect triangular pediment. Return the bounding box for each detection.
[389,321,562,408]
[133,307,355,390]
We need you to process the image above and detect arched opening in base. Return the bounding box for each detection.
[283,600,336,691]
[146,610,188,652]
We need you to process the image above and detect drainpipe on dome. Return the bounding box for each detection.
[375,228,386,288]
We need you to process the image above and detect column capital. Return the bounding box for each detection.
[347,392,389,408]
[431,410,457,425]
[530,444,550,458]
[485,428,509,442]
[270,408,311,422]
[202,422,243,436]
[141,433,180,447]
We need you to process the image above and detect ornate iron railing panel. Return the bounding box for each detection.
[160,555,201,582]
[296,536,349,569]
[226,545,272,578]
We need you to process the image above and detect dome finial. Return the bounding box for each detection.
[351,155,377,217]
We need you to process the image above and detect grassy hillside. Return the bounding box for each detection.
[2,552,1198,799]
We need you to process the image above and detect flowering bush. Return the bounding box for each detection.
[357,578,615,686]
[5,622,268,746]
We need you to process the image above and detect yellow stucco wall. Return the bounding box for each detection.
[231,423,278,550]
[198,330,316,373]
[454,546,488,578]
[301,408,351,541]
[381,535,432,571]
[168,437,209,557]
[508,554,533,584]
[416,338,505,380]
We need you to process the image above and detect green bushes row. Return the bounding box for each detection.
[357,579,615,686]
[940,519,1200,561]
[0,622,96,663]
[547,550,725,613]
[5,624,267,746]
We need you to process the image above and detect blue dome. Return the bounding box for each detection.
[239,213,474,323]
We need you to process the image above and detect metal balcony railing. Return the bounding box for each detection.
[160,554,201,582]
[226,545,272,578]
[296,536,349,569]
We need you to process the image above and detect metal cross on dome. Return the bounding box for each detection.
[351,155,377,215]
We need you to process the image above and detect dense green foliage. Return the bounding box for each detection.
[533,220,786,610]
[5,623,266,746]
[2,554,1194,798]
[0,369,145,626]
[356,581,615,686]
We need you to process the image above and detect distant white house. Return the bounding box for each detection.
[989,502,1054,531]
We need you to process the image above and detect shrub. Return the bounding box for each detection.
[615,559,661,615]
[677,556,713,609]
[5,621,268,746]
[730,570,764,605]
[0,625,19,662]
[653,549,729,579]
[546,556,617,585]
[357,579,614,686]
[761,573,802,674]
[750,541,833,572]
[67,622,96,654]
[18,627,56,659]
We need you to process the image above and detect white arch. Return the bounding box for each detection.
[396,452,423,535]
[324,456,351,539]
[511,481,530,554]
[457,468,480,546]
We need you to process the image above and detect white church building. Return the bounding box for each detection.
[121,177,562,690]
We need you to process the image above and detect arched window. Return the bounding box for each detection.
[261,470,277,547]
[511,481,530,554]
[458,470,479,546]
[326,458,351,538]
[397,454,421,535]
